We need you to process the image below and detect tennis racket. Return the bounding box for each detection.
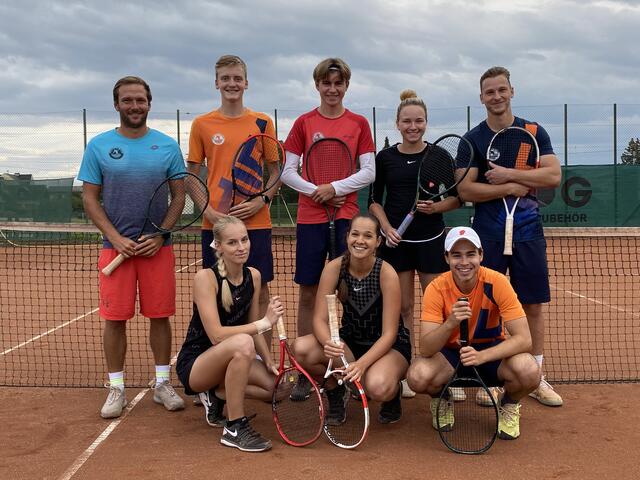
[322,294,369,449]
[486,126,540,255]
[436,297,498,455]
[229,133,284,209]
[386,134,473,247]
[272,316,324,447]
[305,138,355,259]
[101,172,209,276]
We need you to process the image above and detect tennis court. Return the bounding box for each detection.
[1,224,639,478]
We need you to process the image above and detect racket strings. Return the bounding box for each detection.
[439,383,498,454]
[306,140,353,185]
[149,174,209,232]
[418,136,473,197]
[489,130,538,170]
[273,369,323,445]
[323,376,368,448]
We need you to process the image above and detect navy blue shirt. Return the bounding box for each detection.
[463,117,554,242]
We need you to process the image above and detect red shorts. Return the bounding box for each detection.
[98,246,176,320]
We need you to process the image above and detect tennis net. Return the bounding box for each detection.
[1,223,638,387]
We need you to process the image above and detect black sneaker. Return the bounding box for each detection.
[325,383,347,426]
[290,374,312,401]
[378,383,402,424]
[220,417,272,452]
[198,389,226,427]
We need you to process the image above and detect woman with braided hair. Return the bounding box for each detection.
[176,216,283,453]
[293,214,410,425]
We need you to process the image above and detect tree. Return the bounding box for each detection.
[383,136,390,149]
[621,137,640,165]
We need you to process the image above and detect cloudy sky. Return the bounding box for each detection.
[1,0,639,177]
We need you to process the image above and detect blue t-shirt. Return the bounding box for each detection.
[77,128,185,248]
[463,117,554,242]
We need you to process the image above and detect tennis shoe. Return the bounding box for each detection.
[476,387,503,407]
[529,376,563,407]
[199,389,227,427]
[449,387,467,402]
[430,397,454,432]
[100,383,127,419]
[498,402,521,440]
[220,417,272,452]
[325,383,347,426]
[378,383,402,424]
[290,374,312,401]
[152,381,185,411]
[401,379,416,398]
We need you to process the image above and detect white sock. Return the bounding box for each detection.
[108,371,124,392]
[155,365,170,385]
[534,355,543,369]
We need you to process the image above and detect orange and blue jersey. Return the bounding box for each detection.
[421,266,525,349]
[284,108,375,224]
[463,116,555,242]
[188,109,277,230]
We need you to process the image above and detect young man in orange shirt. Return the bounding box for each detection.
[406,226,540,440]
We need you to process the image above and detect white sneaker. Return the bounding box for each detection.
[529,376,563,407]
[152,381,186,411]
[101,383,127,419]
[449,387,467,401]
[401,379,416,398]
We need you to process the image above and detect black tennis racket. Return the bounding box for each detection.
[272,317,324,447]
[305,138,355,259]
[436,297,498,454]
[386,134,473,247]
[102,172,209,276]
[230,133,284,209]
[321,294,369,449]
[486,126,540,255]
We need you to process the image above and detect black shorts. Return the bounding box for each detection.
[201,228,274,283]
[294,220,350,285]
[176,347,201,396]
[481,237,550,304]
[379,229,448,274]
[440,342,504,387]
[344,337,412,364]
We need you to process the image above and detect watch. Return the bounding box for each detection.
[261,194,271,204]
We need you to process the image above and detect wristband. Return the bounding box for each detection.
[255,318,272,335]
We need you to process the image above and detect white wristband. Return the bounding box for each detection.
[255,318,272,335]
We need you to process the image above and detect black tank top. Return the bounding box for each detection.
[339,257,410,346]
[180,265,254,354]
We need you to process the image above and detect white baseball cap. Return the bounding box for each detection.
[444,226,482,252]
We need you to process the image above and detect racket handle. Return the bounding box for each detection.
[503,216,514,255]
[325,294,340,343]
[101,253,127,276]
[276,316,286,341]
[385,212,414,248]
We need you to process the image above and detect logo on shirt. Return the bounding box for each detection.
[109,148,123,159]
[488,147,501,162]
[407,160,416,164]
[150,145,159,150]
[312,132,324,142]
[211,134,225,145]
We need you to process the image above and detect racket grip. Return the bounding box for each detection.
[385,212,414,248]
[276,316,286,340]
[503,217,514,255]
[101,253,127,276]
[325,294,340,342]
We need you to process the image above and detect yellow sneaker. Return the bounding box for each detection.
[430,397,454,432]
[529,376,563,407]
[476,387,503,406]
[498,402,521,440]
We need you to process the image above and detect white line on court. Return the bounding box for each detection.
[1,258,201,356]
[550,284,640,318]
[56,387,150,480]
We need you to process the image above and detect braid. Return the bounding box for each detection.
[216,250,234,313]
[337,251,351,303]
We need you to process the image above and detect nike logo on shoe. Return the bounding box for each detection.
[224,427,238,437]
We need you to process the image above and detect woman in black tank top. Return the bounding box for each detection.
[176,216,284,452]
[293,214,410,425]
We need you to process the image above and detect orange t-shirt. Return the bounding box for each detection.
[188,109,277,230]
[421,267,525,348]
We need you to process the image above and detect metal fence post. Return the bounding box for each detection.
[83,108,87,150]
